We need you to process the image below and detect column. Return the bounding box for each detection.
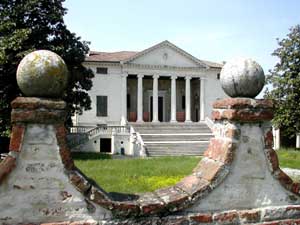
[200,77,205,121]
[152,74,159,122]
[137,74,144,122]
[273,127,280,150]
[296,133,300,149]
[121,73,128,123]
[185,76,192,122]
[170,76,177,122]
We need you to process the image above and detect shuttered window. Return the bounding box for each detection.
[96,67,108,74]
[96,96,107,116]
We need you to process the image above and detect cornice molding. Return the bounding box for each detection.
[123,62,209,71]
[122,40,210,69]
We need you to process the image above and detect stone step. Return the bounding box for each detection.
[141,134,213,141]
[132,125,210,130]
[138,128,211,134]
[148,152,203,156]
[131,122,212,156]
[145,142,209,156]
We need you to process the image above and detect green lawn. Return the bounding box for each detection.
[277,148,300,169]
[72,153,200,194]
[72,149,300,194]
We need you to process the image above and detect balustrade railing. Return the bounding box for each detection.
[69,125,130,137]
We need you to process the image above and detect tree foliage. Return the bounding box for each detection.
[0,0,94,136]
[266,25,300,137]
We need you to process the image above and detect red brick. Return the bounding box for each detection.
[194,158,224,182]
[0,155,16,183]
[213,210,239,224]
[41,222,70,225]
[190,213,213,223]
[213,108,274,122]
[225,127,241,139]
[11,97,66,110]
[204,138,235,164]
[274,169,294,190]
[70,222,98,225]
[155,186,189,212]
[160,217,190,225]
[265,130,274,148]
[69,171,91,193]
[239,209,261,223]
[89,186,113,210]
[211,110,222,120]
[137,192,165,215]
[9,124,25,152]
[265,149,279,172]
[55,125,75,170]
[111,201,140,217]
[213,98,273,109]
[176,174,210,198]
[291,183,300,194]
[11,109,66,124]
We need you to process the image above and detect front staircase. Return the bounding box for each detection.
[130,122,213,156]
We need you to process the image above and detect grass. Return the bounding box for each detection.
[72,152,200,194]
[277,148,300,169]
[72,148,300,194]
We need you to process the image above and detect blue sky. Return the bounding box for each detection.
[64,0,300,75]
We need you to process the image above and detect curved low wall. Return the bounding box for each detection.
[0,97,300,224]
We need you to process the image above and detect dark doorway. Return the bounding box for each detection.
[100,138,111,153]
[150,96,164,122]
[195,108,199,122]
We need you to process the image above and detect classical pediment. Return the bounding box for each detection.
[123,40,209,68]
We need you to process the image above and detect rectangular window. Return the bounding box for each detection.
[97,96,107,116]
[96,67,108,74]
[182,96,185,109]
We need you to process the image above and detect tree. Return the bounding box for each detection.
[0,0,94,136]
[266,25,300,138]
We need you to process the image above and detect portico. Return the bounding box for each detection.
[124,74,206,123]
[78,40,226,128]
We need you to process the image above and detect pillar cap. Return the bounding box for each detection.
[11,97,66,124]
[212,98,274,122]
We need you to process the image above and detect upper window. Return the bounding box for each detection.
[217,73,220,80]
[96,67,108,74]
[96,96,108,117]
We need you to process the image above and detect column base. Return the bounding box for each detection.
[170,120,178,123]
[152,120,160,123]
[185,120,192,123]
[136,120,144,123]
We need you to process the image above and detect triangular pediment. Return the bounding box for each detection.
[123,40,209,68]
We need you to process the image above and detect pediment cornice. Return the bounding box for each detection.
[122,40,209,69]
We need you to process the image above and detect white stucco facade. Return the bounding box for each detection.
[71,41,227,154]
[75,40,226,127]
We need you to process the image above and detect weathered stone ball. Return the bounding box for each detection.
[220,57,265,98]
[17,50,68,97]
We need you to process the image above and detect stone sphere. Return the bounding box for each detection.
[17,50,68,97]
[220,57,265,98]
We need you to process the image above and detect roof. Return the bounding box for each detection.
[86,41,223,69]
[86,51,138,62]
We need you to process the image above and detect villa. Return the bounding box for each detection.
[71,40,227,156]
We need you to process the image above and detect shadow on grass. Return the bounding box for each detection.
[71,152,112,160]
